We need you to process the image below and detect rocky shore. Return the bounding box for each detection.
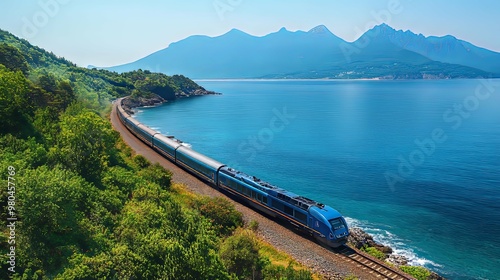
[348,227,445,279]
[121,89,220,115]
[121,94,165,115]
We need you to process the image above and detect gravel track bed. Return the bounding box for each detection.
[110,105,384,280]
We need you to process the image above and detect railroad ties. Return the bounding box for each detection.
[336,246,415,280]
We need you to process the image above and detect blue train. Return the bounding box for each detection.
[117,98,349,247]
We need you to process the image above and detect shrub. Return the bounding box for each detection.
[139,162,172,190]
[194,197,243,236]
[133,154,150,168]
[220,229,262,279]
[399,265,432,280]
[361,246,386,260]
[248,220,259,231]
[262,263,313,280]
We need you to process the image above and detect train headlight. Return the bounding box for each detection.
[335,232,347,238]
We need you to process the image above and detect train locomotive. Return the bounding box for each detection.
[116,98,349,247]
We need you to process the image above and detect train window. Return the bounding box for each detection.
[284,205,293,216]
[251,191,256,199]
[329,218,346,230]
[257,193,262,201]
[263,196,268,204]
[272,200,284,211]
[294,211,307,223]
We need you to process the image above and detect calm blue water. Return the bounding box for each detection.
[135,80,500,280]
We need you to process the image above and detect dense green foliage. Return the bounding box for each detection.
[360,246,386,260]
[220,229,263,279]
[0,29,212,113]
[0,28,314,280]
[192,196,244,236]
[262,263,314,280]
[399,265,432,280]
[218,229,314,280]
[0,43,29,75]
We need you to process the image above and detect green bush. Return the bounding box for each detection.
[399,265,432,280]
[248,220,259,231]
[361,246,386,260]
[139,162,172,190]
[133,154,150,168]
[220,229,262,279]
[262,263,313,280]
[194,197,243,236]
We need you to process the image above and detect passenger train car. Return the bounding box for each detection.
[116,98,349,247]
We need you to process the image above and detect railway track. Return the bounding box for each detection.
[336,246,415,280]
[111,102,417,279]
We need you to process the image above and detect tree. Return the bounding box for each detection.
[0,65,29,132]
[193,196,243,236]
[220,229,262,279]
[138,162,173,190]
[17,166,106,273]
[51,108,118,183]
[0,43,29,75]
[37,72,75,111]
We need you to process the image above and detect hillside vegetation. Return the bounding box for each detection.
[0,29,313,279]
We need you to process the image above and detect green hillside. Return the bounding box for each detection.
[0,29,313,280]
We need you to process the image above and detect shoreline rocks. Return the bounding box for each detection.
[121,94,165,115]
[348,227,446,279]
[121,89,220,115]
[348,227,394,255]
[175,88,220,98]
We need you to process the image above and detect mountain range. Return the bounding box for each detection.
[103,24,500,79]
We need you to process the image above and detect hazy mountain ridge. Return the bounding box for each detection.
[360,24,500,74]
[103,24,500,79]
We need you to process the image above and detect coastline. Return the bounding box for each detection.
[121,94,165,115]
[193,77,500,82]
[121,88,220,115]
[120,95,446,279]
[348,227,445,279]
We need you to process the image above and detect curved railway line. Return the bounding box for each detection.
[336,246,414,280]
[110,100,416,280]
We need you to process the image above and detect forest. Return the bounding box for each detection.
[0,29,314,279]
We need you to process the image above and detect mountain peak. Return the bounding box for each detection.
[218,28,253,39]
[308,25,332,34]
[227,28,246,35]
[105,24,500,77]
[372,23,396,32]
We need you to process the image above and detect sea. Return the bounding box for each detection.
[133,79,500,280]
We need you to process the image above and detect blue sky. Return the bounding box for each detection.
[0,0,499,67]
